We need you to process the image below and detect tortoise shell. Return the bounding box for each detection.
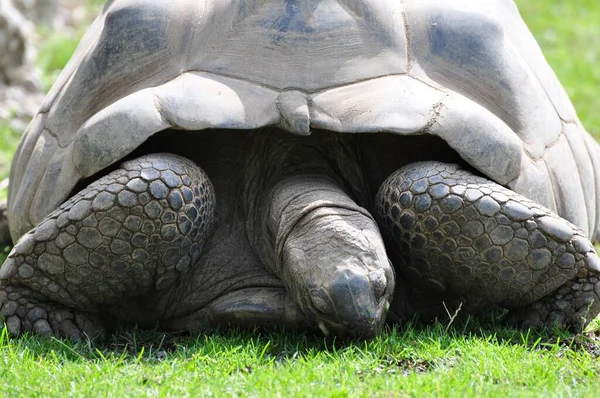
[8,0,600,242]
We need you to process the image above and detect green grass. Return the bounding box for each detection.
[1,1,600,397]
[2,323,600,397]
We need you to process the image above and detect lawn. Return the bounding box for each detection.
[2,323,600,397]
[1,1,600,397]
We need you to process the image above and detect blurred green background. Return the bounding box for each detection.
[520,0,600,137]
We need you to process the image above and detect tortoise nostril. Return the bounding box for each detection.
[308,270,392,339]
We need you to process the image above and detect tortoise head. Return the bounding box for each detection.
[280,205,395,339]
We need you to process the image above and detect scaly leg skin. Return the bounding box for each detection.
[0,153,215,339]
[375,161,600,330]
[258,175,394,339]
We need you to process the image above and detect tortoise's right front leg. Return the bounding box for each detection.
[0,153,215,339]
[375,161,600,329]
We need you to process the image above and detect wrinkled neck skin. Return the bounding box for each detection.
[244,130,371,266]
[244,130,394,338]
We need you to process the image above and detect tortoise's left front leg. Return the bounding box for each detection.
[375,161,600,330]
[0,153,215,338]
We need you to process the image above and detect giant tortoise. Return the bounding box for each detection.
[1,0,600,340]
